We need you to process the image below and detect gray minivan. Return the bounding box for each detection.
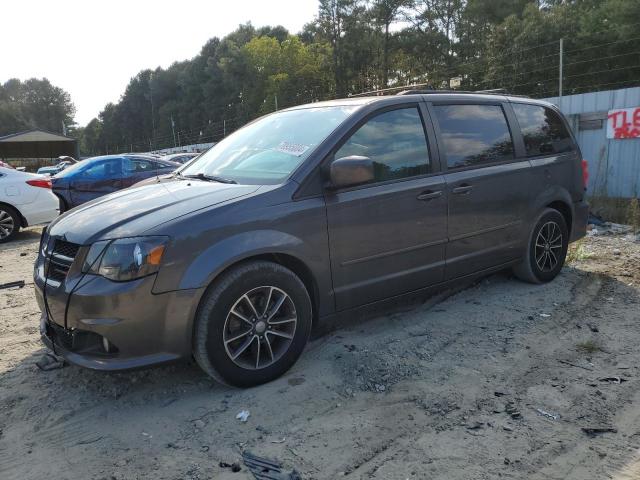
[34,91,589,387]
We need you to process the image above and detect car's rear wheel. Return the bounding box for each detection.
[513,208,569,284]
[0,205,20,243]
[193,261,312,387]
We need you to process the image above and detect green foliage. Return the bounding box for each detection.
[0,78,75,137]
[9,0,632,156]
[626,197,640,233]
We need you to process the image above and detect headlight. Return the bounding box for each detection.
[82,236,168,281]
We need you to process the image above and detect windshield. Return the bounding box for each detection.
[180,106,357,184]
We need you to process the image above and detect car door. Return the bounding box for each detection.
[70,157,123,206]
[428,101,531,280]
[324,104,448,311]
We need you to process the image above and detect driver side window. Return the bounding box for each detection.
[335,107,431,183]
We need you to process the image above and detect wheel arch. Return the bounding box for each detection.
[0,201,27,227]
[197,252,320,325]
[546,200,572,232]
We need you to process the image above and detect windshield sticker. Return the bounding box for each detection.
[276,141,309,157]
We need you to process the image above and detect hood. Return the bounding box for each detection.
[47,179,260,244]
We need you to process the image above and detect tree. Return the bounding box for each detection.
[0,78,75,136]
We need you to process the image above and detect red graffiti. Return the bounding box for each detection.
[608,107,640,138]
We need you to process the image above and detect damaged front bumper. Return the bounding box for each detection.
[34,236,204,371]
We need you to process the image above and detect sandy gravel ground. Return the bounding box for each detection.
[2,227,640,480]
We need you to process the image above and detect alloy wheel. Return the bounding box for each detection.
[0,210,15,240]
[223,286,297,370]
[534,221,563,272]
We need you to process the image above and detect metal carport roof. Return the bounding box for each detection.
[0,129,77,159]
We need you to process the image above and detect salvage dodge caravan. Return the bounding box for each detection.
[35,91,589,387]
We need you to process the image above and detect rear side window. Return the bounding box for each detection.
[81,158,123,179]
[433,104,514,169]
[335,107,430,183]
[124,158,155,174]
[512,103,574,157]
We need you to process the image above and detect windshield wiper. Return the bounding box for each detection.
[182,172,237,184]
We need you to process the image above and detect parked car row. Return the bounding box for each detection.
[52,154,180,211]
[0,167,59,242]
[36,156,77,176]
[0,152,184,241]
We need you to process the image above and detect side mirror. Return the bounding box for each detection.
[328,155,374,189]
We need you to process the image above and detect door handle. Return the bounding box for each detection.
[417,190,442,201]
[452,184,473,195]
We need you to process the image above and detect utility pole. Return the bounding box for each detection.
[171,116,177,147]
[275,94,278,111]
[558,38,564,106]
[149,72,156,150]
[223,119,226,137]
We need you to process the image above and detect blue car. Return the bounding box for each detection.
[51,154,180,211]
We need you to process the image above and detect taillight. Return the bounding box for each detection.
[26,178,52,189]
[581,159,589,190]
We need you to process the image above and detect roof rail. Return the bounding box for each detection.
[397,87,530,98]
[348,82,435,98]
[349,84,529,99]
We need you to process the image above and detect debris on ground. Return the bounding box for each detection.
[236,410,251,422]
[0,280,25,290]
[535,408,559,420]
[582,427,618,437]
[599,376,628,384]
[242,451,301,480]
[587,221,633,236]
[35,352,65,371]
[219,461,242,472]
[505,402,521,419]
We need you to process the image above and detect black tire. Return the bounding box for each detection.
[0,204,20,243]
[513,208,569,284]
[193,261,312,387]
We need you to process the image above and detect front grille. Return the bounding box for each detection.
[53,240,80,259]
[44,239,80,282]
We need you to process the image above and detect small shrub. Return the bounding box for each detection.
[626,197,640,234]
[566,239,590,264]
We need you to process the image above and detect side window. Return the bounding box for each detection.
[124,158,155,174]
[81,158,122,179]
[433,104,515,169]
[512,103,574,157]
[335,107,430,183]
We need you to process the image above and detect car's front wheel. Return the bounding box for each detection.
[193,261,312,387]
[0,205,20,243]
[513,208,569,284]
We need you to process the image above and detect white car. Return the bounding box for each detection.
[0,167,60,242]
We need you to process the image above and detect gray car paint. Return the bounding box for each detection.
[35,93,588,371]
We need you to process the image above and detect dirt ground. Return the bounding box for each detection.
[2,227,640,480]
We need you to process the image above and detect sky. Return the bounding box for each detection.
[0,0,319,126]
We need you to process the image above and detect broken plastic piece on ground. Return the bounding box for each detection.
[242,451,301,480]
[236,410,250,422]
[599,376,627,384]
[535,408,559,420]
[0,280,25,290]
[582,427,618,437]
[36,352,65,371]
